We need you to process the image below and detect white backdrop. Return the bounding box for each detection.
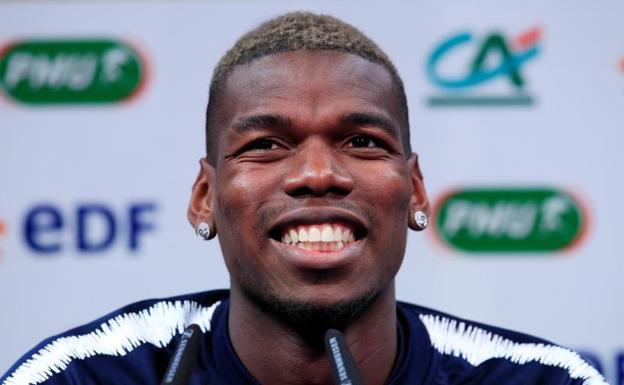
[1,1,622,383]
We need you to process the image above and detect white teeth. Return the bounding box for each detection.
[321,225,333,242]
[281,224,357,250]
[289,229,298,243]
[293,241,346,251]
[308,226,321,242]
[333,227,342,242]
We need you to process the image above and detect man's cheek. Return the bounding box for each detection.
[217,175,259,217]
[369,178,411,211]
[227,169,277,200]
[357,167,409,194]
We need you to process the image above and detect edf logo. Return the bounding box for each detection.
[22,202,157,254]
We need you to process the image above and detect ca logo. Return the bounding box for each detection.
[426,27,542,107]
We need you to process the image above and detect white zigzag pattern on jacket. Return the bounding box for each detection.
[2,300,220,385]
[419,314,608,385]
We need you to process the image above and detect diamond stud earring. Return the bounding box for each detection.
[414,211,428,230]
[196,222,212,240]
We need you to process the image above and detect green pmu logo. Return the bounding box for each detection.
[434,188,586,253]
[0,39,145,104]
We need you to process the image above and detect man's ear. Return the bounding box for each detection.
[187,158,217,234]
[407,153,431,231]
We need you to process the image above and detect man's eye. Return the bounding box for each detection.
[246,138,278,151]
[348,135,379,148]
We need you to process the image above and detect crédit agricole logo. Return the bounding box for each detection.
[0,39,146,104]
[426,27,542,107]
[434,188,586,253]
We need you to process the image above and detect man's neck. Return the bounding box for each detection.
[228,286,398,385]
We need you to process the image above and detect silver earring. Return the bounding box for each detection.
[196,222,211,240]
[414,211,428,230]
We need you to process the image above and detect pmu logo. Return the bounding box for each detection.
[434,188,587,253]
[426,27,542,107]
[23,202,157,254]
[0,39,147,104]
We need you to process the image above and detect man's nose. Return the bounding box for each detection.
[283,140,354,198]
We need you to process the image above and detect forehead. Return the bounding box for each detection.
[212,50,403,143]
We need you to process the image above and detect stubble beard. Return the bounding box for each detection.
[239,278,382,341]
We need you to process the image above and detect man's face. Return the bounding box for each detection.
[192,51,427,319]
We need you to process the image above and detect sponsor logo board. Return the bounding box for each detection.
[0,39,146,104]
[434,188,586,253]
[23,202,158,254]
[426,27,541,107]
[1,201,158,259]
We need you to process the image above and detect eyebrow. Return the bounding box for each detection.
[339,112,399,137]
[230,111,399,137]
[231,113,293,135]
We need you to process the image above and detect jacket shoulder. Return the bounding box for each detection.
[0,290,229,385]
[398,302,608,385]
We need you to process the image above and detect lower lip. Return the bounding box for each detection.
[269,238,364,270]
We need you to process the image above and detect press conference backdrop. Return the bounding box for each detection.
[1,0,622,383]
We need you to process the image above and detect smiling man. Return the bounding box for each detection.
[1,12,608,385]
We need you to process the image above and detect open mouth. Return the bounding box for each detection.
[271,222,365,252]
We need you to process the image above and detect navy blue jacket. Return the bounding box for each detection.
[1,290,608,385]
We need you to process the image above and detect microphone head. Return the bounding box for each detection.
[324,329,364,385]
[160,324,203,385]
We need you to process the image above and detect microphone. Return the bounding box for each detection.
[160,324,203,385]
[324,329,364,385]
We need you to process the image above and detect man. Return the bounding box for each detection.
[1,12,607,385]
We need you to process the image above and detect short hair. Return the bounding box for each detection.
[205,11,411,164]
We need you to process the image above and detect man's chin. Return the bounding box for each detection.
[241,284,380,332]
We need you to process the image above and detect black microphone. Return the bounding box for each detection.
[324,329,364,385]
[160,324,203,385]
